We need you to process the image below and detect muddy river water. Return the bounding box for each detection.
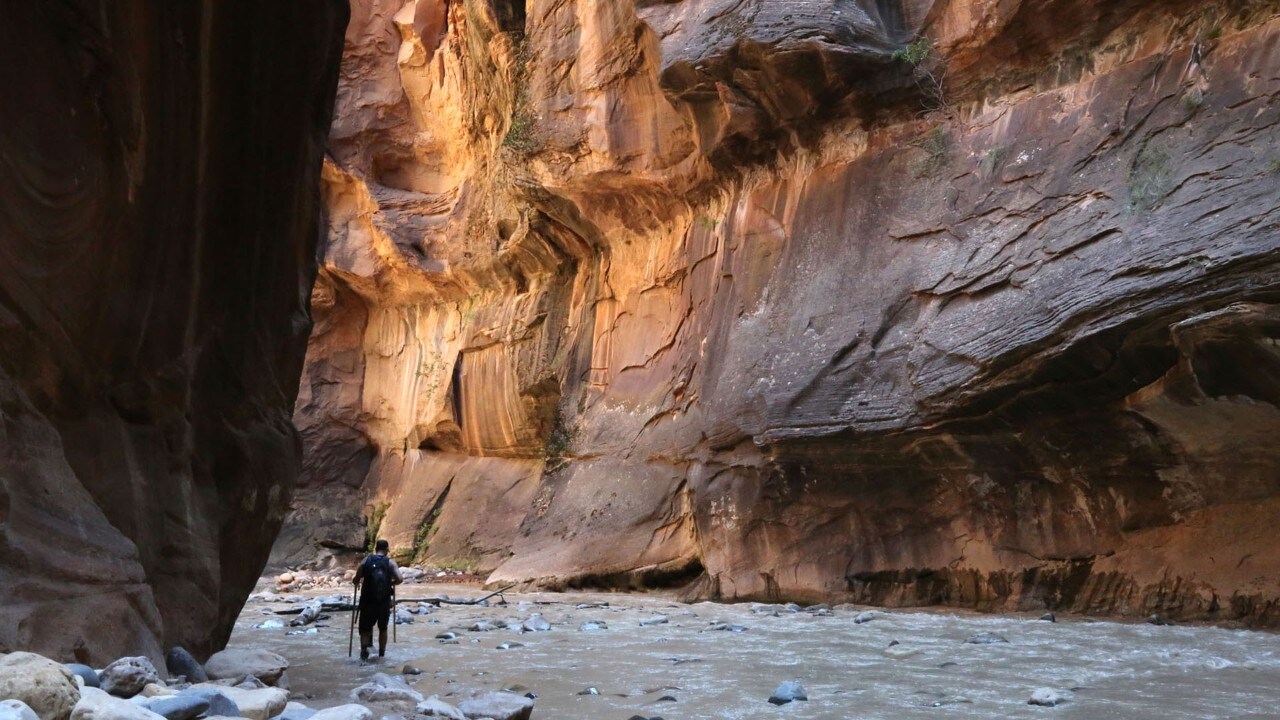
[227,584,1280,719]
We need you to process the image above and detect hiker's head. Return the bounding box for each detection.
[375,539,389,554]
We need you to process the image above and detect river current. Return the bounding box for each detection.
[227,584,1280,719]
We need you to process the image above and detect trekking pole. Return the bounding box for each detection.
[392,585,397,644]
[348,585,358,658]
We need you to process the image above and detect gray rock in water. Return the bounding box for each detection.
[163,648,207,684]
[520,615,551,632]
[139,695,209,720]
[65,664,101,689]
[1147,614,1173,626]
[401,666,422,676]
[639,616,669,627]
[0,700,40,720]
[853,611,878,624]
[177,687,239,718]
[1028,688,1071,707]
[769,681,808,705]
[965,632,1009,645]
[435,631,458,640]
[496,642,524,650]
[578,621,607,632]
[577,687,599,696]
[1040,613,1056,623]
[455,691,534,720]
[101,657,161,698]
[467,620,500,632]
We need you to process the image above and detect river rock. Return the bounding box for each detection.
[639,616,669,627]
[393,608,414,625]
[204,649,288,686]
[187,685,285,720]
[99,658,160,699]
[62,666,99,690]
[467,620,500,632]
[71,689,164,720]
[0,652,82,720]
[768,681,808,705]
[455,692,533,720]
[965,632,1009,645]
[1040,613,1056,623]
[1028,688,1071,707]
[578,622,606,632]
[175,689,237,718]
[350,674,423,713]
[1147,614,1173,626]
[414,698,465,720]
[0,701,41,720]
[854,611,879,624]
[307,705,371,720]
[161,650,205,685]
[520,615,551,632]
[136,696,207,720]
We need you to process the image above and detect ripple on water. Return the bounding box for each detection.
[227,587,1280,720]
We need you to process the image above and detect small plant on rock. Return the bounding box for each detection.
[892,37,949,113]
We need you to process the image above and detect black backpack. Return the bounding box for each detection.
[361,555,394,604]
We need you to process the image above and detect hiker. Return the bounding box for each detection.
[354,539,404,660]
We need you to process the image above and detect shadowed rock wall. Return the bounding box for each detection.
[0,1,347,664]
[285,0,1280,625]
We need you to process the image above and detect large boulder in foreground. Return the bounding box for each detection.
[0,653,80,720]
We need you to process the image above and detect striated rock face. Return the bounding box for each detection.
[0,2,347,663]
[286,0,1280,625]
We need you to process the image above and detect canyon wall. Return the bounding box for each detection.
[286,0,1280,625]
[0,2,347,664]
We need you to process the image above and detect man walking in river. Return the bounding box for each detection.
[354,539,404,661]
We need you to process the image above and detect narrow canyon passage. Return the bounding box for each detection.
[2,5,1280,719]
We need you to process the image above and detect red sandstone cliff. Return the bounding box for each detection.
[283,0,1280,625]
[0,2,347,663]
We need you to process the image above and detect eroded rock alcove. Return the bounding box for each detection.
[281,0,1280,626]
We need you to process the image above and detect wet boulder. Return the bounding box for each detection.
[768,681,807,705]
[271,701,317,720]
[0,652,82,720]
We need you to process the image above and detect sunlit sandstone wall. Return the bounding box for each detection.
[283,0,1280,625]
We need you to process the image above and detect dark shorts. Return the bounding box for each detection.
[358,599,391,634]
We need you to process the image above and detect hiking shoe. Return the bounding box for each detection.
[360,647,370,661]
